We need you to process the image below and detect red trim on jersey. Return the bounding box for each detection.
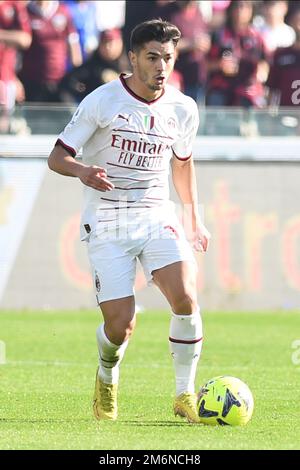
[100,197,137,203]
[119,73,165,105]
[172,148,192,161]
[169,337,203,344]
[114,185,163,190]
[55,139,76,157]
[97,219,117,223]
[107,162,164,173]
[107,175,149,182]
[100,205,153,210]
[113,128,173,140]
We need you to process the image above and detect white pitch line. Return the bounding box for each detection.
[5,360,91,367]
[3,360,255,370]
[4,360,168,368]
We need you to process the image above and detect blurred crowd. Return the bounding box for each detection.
[1,0,300,113]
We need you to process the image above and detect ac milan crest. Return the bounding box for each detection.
[95,273,101,292]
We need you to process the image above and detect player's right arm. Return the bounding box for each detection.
[48,92,114,192]
[48,143,114,192]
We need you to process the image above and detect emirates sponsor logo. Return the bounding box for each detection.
[111,133,171,156]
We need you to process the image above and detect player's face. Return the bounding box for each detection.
[130,41,176,92]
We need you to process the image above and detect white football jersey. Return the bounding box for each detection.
[57,74,199,238]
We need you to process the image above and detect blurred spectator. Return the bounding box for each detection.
[168,68,184,91]
[0,0,31,112]
[206,0,268,107]
[123,0,162,52]
[94,0,125,32]
[209,0,231,31]
[166,0,211,102]
[62,0,98,60]
[267,8,300,106]
[287,1,300,20]
[59,28,129,103]
[198,0,213,24]
[254,1,295,56]
[20,0,82,102]
[153,0,177,20]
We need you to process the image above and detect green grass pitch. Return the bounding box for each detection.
[0,309,299,450]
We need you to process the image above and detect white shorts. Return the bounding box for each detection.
[86,212,197,304]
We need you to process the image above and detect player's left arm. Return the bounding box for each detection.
[171,156,210,252]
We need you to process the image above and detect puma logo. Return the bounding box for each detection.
[117,114,130,123]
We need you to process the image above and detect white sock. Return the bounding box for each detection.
[169,309,203,396]
[96,324,128,384]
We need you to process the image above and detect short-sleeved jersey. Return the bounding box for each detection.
[57,74,199,237]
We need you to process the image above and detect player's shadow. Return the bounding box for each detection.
[121,420,190,427]
[0,418,91,424]
[0,418,188,427]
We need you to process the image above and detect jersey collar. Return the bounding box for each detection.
[119,73,165,105]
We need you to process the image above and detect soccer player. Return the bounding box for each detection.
[48,19,210,424]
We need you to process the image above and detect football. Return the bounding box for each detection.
[197,376,254,426]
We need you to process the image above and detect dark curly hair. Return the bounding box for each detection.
[130,19,181,52]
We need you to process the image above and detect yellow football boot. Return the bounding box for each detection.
[174,392,201,424]
[93,367,118,421]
